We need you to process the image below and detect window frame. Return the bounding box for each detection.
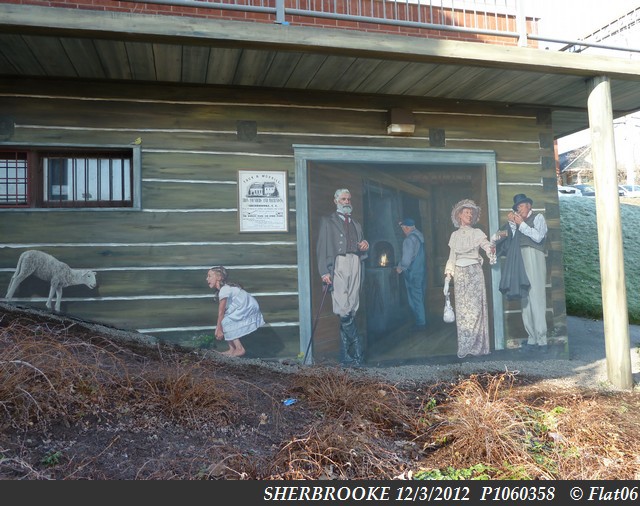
[0,150,29,207]
[0,144,141,210]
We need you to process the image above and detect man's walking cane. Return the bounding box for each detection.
[303,282,330,365]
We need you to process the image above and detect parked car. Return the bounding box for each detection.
[570,183,624,197]
[619,184,640,197]
[558,185,579,197]
[570,184,596,196]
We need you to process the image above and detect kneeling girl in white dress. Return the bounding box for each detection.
[206,265,265,357]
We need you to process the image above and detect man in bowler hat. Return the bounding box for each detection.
[493,193,548,349]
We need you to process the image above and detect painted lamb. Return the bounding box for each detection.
[5,250,97,312]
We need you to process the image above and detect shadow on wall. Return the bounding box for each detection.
[229,326,289,359]
[6,277,99,301]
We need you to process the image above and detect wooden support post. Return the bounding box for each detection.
[587,76,633,390]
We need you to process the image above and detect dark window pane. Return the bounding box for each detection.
[0,151,28,205]
[43,152,133,207]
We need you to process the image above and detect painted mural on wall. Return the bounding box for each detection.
[5,250,97,312]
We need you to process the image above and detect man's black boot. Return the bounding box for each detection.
[341,312,364,366]
[339,314,356,365]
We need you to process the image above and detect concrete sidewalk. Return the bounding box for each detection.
[365,316,640,391]
[567,315,640,361]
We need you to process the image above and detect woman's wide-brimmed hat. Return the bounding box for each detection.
[451,199,481,228]
[512,193,533,211]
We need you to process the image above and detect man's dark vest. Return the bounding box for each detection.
[519,213,546,252]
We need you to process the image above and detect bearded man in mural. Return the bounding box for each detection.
[316,188,369,366]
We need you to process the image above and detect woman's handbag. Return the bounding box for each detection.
[443,294,455,323]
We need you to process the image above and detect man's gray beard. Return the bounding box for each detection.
[337,203,352,214]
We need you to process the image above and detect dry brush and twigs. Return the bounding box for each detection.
[1,307,639,480]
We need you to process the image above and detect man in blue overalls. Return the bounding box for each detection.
[396,217,427,331]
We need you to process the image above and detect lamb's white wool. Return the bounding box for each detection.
[5,250,97,312]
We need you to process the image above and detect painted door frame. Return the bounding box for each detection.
[294,145,504,363]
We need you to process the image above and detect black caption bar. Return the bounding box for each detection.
[257,482,639,505]
[9,480,640,505]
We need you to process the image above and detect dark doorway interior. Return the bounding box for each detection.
[307,160,493,365]
[362,182,406,338]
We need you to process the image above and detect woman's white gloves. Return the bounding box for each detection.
[443,276,450,296]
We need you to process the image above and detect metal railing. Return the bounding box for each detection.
[557,5,640,54]
[122,0,640,54]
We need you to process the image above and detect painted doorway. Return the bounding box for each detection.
[295,146,503,365]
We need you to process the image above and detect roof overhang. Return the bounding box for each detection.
[1,4,640,139]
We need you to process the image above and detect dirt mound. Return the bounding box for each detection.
[1,303,639,480]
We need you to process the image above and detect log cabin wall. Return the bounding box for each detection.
[0,77,567,360]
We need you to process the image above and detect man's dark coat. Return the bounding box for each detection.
[495,224,530,300]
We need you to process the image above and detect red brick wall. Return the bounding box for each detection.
[8,0,537,46]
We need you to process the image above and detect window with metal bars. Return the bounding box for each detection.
[0,151,28,206]
[0,148,135,208]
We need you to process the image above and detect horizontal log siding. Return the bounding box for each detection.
[0,245,298,269]
[0,212,296,243]
[0,78,566,356]
[0,268,299,298]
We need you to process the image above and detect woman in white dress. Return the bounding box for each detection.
[444,200,496,359]
[207,265,265,357]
